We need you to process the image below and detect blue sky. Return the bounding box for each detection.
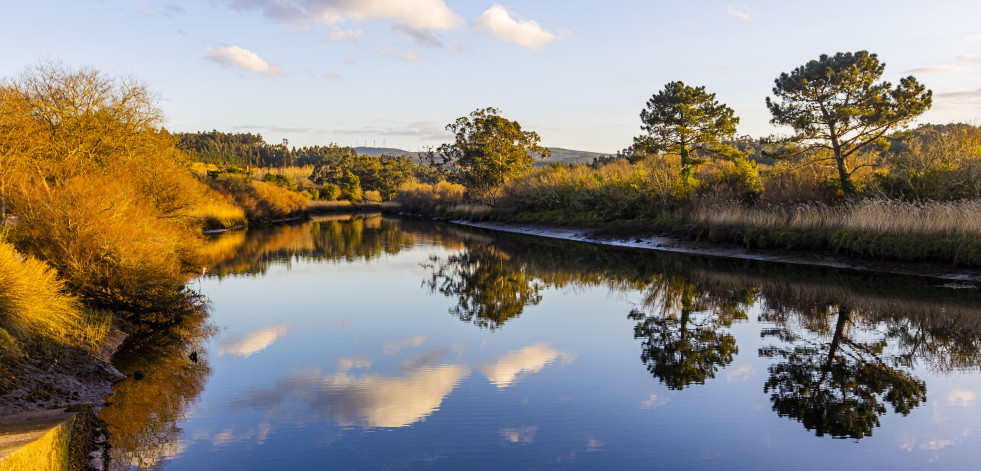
[4,0,981,153]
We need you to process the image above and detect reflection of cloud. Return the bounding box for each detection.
[337,357,372,371]
[586,438,605,452]
[238,363,470,428]
[120,440,188,468]
[384,335,427,355]
[640,394,669,409]
[392,22,444,48]
[473,4,559,50]
[219,325,292,357]
[480,343,573,388]
[205,46,285,76]
[500,426,537,443]
[922,439,956,450]
[400,347,448,371]
[948,390,975,407]
[726,364,753,382]
[314,365,470,427]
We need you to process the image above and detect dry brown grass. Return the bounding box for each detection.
[0,240,108,351]
[395,181,466,211]
[691,199,981,238]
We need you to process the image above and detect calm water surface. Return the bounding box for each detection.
[100,214,981,470]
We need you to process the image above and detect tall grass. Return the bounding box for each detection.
[0,240,108,353]
[395,181,466,212]
[691,199,981,238]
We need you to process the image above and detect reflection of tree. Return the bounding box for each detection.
[760,305,926,439]
[628,277,745,389]
[99,304,215,470]
[203,215,419,277]
[426,245,543,330]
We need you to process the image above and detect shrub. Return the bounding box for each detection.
[261,172,297,191]
[363,190,382,203]
[0,240,107,351]
[321,183,341,201]
[395,181,466,211]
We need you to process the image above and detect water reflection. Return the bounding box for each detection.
[99,304,215,470]
[102,215,981,471]
[426,245,544,330]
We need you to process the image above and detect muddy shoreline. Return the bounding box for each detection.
[453,220,981,286]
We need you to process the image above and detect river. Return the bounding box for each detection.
[98,214,981,470]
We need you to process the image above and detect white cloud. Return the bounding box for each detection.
[323,72,343,80]
[136,4,185,17]
[328,25,362,42]
[905,65,968,74]
[957,54,981,63]
[473,4,559,50]
[377,42,422,61]
[205,46,285,76]
[480,343,573,388]
[937,87,981,105]
[726,364,753,382]
[229,0,463,30]
[727,4,755,21]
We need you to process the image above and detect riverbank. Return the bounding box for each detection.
[450,219,981,286]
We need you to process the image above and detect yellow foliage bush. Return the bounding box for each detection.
[0,240,107,351]
[395,181,466,211]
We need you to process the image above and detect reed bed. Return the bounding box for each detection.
[692,199,981,238]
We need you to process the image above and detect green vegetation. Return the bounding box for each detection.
[767,51,932,194]
[428,107,550,198]
[635,81,741,193]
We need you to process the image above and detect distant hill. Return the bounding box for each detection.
[354,146,611,166]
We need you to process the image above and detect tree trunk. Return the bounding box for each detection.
[824,305,851,371]
[834,150,856,195]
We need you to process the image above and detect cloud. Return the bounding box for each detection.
[727,4,755,21]
[500,426,537,444]
[948,390,975,407]
[329,120,450,139]
[962,34,981,42]
[136,4,185,17]
[233,124,317,133]
[377,42,422,61]
[323,72,343,80]
[228,0,463,30]
[219,324,292,357]
[206,46,285,76]
[480,343,573,388]
[937,87,981,105]
[473,4,559,50]
[392,22,444,48]
[904,65,968,74]
[957,54,981,63]
[328,25,362,42]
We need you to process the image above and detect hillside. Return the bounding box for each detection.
[354,146,611,166]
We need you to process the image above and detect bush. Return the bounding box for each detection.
[395,181,466,211]
[363,190,382,203]
[321,184,341,201]
[261,172,297,191]
[0,240,107,351]
[206,174,306,222]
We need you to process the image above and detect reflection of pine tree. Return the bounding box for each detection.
[629,277,745,390]
[426,245,543,330]
[760,305,926,439]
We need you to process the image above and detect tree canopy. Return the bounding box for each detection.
[766,51,932,194]
[635,81,740,189]
[432,107,549,197]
